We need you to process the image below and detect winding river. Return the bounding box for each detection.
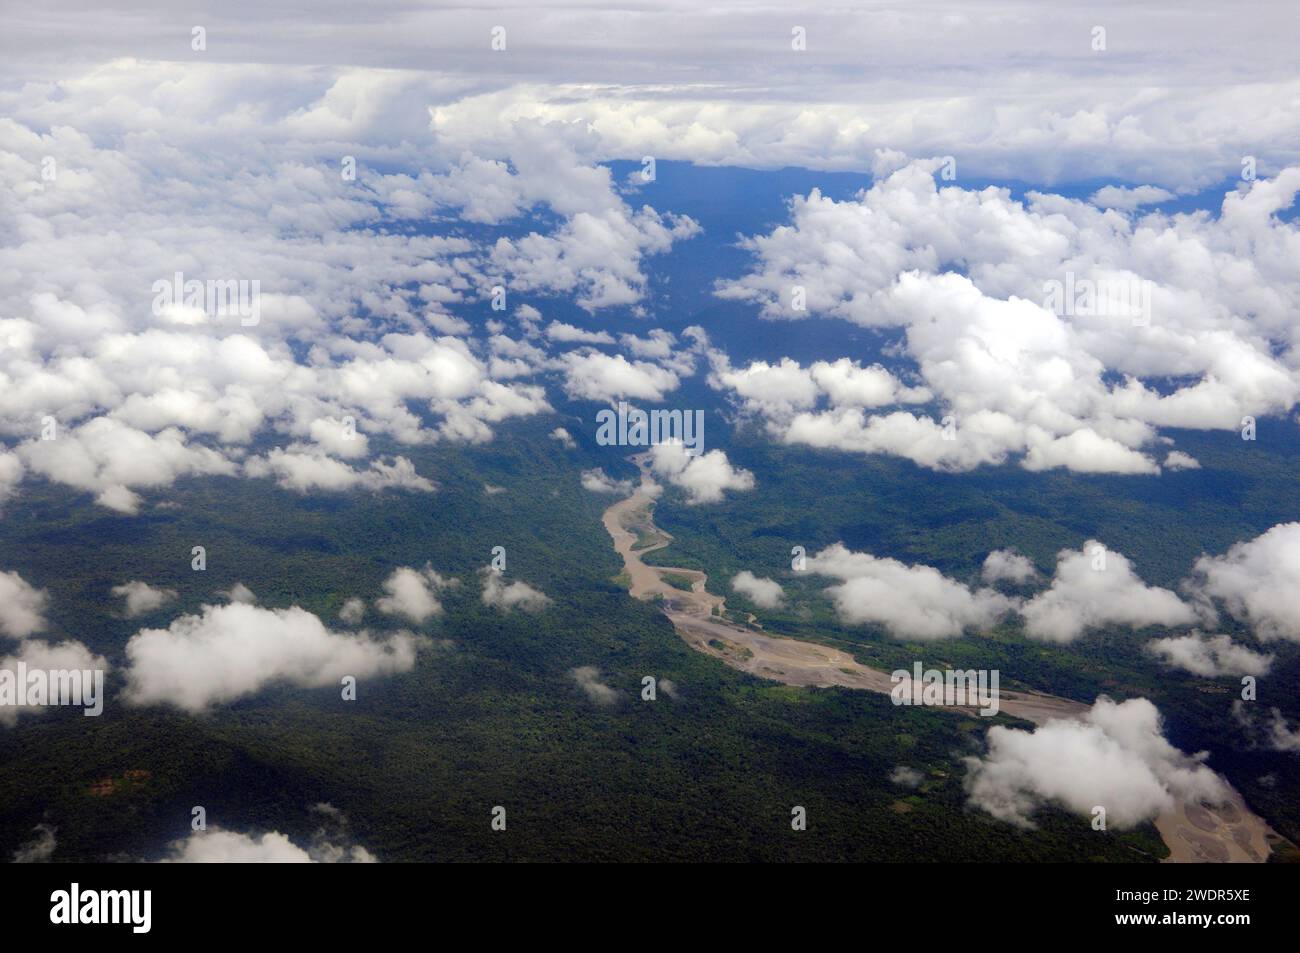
[602,454,1280,863]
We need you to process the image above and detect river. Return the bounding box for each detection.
[602,454,1280,863]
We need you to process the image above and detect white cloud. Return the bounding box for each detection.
[1021,541,1197,642]
[1235,705,1300,754]
[580,467,632,495]
[0,452,23,503]
[338,597,366,626]
[480,569,552,614]
[160,826,375,863]
[111,580,178,618]
[0,570,48,639]
[647,442,754,505]
[219,583,257,605]
[709,354,928,419]
[964,697,1230,829]
[981,549,1038,585]
[1187,522,1300,643]
[9,49,1295,511]
[164,829,315,863]
[713,162,1300,474]
[0,65,720,512]
[730,571,785,609]
[244,450,435,495]
[1022,429,1160,475]
[1146,632,1273,677]
[122,602,421,711]
[4,3,1299,189]
[18,419,238,514]
[491,207,700,311]
[545,322,615,345]
[889,766,924,789]
[549,426,576,449]
[1163,450,1201,470]
[308,417,369,459]
[374,565,457,624]
[559,351,680,402]
[1,638,108,726]
[808,543,1015,640]
[1089,185,1176,210]
[778,407,1023,473]
[570,665,618,706]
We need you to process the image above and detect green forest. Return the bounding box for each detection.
[0,411,1295,861]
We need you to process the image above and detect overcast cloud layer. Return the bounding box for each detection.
[5,2,1300,186]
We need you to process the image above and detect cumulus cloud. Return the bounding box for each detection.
[1187,522,1300,643]
[0,570,48,639]
[160,825,376,863]
[307,417,369,459]
[338,597,365,626]
[1,638,109,726]
[964,697,1230,829]
[10,43,1293,510]
[981,549,1039,585]
[1089,185,1176,210]
[111,580,178,618]
[1163,450,1201,470]
[1146,632,1273,677]
[374,565,457,624]
[1021,542,1197,642]
[647,442,754,505]
[0,63,715,512]
[559,351,680,402]
[730,571,785,609]
[490,206,700,311]
[545,322,615,345]
[710,354,929,419]
[714,162,1300,474]
[480,569,552,614]
[570,665,618,706]
[18,419,238,514]
[549,426,576,449]
[122,603,421,711]
[808,543,1015,640]
[244,450,435,495]
[889,766,924,789]
[580,467,632,495]
[0,452,24,504]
